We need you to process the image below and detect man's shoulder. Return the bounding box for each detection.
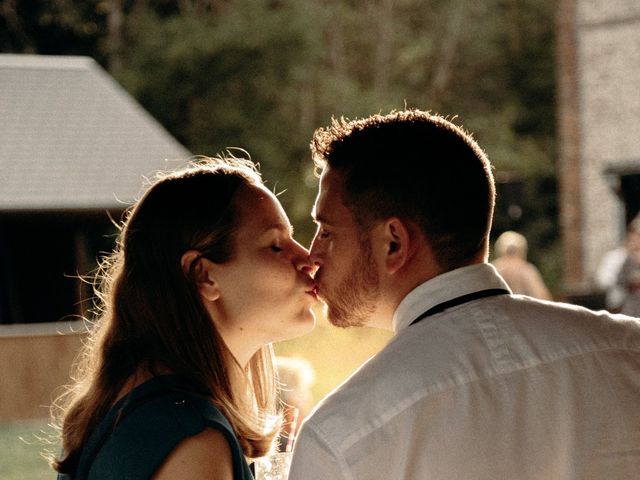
[302,353,388,441]
[308,298,640,406]
[303,297,640,444]
[508,294,640,330]
[492,295,640,364]
[301,337,432,450]
[305,355,379,417]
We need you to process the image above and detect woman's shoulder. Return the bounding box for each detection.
[102,375,235,445]
[152,425,234,479]
[81,376,247,479]
[110,382,228,440]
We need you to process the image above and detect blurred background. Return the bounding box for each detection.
[1,0,639,477]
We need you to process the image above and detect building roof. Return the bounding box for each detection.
[0,54,191,211]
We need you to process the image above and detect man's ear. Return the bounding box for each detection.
[382,218,413,275]
[180,250,220,302]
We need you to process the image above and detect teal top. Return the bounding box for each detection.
[57,375,254,479]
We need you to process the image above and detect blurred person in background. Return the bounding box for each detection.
[289,109,640,480]
[617,218,640,317]
[491,230,552,300]
[596,216,640,313]
[51,157,318,479]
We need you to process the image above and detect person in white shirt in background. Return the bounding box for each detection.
[289,109,640,480]
[491,230,553,300]
[596,216,640,313]
[617,220,640,317]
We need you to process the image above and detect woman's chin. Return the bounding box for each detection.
[278,310,316,343]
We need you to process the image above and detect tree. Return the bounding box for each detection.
[1,0,560,288]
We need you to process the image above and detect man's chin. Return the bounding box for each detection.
[322,301,366,329]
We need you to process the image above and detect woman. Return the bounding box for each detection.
[51,156,318,479]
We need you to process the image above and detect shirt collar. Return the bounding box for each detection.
[393,263,511,333]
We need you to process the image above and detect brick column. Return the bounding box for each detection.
[556,0,584,291]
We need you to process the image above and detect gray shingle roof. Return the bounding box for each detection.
[0,54,191,211]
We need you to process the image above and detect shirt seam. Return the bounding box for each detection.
[305,421,354,480]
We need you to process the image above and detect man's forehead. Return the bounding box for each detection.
[319,167,346,197]
[314,168,349,222]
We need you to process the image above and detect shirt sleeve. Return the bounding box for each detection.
[289,423,349,480]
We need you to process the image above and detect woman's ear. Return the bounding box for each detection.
[180,250,220,302]
[180,250,201,277]
[382,218,413,274]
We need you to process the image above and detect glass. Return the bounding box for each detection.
[253,452,293,480]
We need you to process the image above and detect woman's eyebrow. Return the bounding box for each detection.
[262,223,294,236]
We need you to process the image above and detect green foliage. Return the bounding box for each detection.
[0,0,108,60]
[112,0,325,243]
[1,0,560,285]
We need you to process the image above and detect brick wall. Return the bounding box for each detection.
[577,0,640,284]
[0,323,84,421]
[557,0,640,290]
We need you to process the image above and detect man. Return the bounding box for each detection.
[289,110,640,479]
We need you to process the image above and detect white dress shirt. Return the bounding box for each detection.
[289,263,640,479]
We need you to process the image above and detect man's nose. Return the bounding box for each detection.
[295,252,319,276]
[308,237,323,269]
[294,242,319,276]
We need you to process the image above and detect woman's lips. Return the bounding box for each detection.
[305,283,319,300]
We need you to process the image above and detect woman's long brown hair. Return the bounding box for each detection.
[51,157,279,474]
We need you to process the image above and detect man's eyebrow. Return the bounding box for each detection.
[311,205,335,225]
[312,214,334,226]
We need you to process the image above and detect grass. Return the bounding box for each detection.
[2,309,392,478]
[0,419,56,480]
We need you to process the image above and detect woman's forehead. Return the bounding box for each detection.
[235,184,291,234]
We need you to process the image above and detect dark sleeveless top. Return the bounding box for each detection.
[57,375,254,479]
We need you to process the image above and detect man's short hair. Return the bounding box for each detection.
[311,110,495,271]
